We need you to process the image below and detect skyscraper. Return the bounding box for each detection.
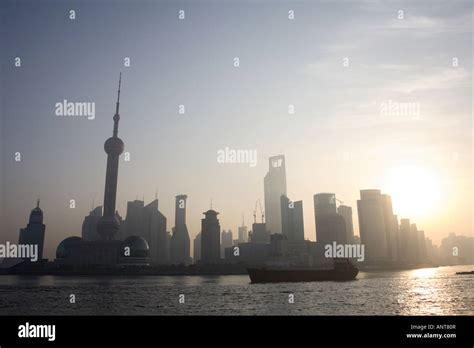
[96,73,124,241]
[399,218,412,263]
[264,155,287,235]
[193,232,201,263]
[417,229,427,263]
[18,199,46,261]
[221,229,233,258]
[410,223,420,263]
[250,222,270,243]
[357,190,389,262]
[280,195,305,242]
[390,214,400,262]
[238,215,248,243]
[337,205,355,244]
[143,199,168,265]
[381,194,398,261]
[124,200,145,239]
[200,210,221,263]
[81,206,102,241]
[314,193,346,245]
[314,193,337,216]
[170,194,191,265]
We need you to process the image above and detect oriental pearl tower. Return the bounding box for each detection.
[97,73,125,240]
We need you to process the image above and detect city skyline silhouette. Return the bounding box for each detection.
[1,0,472,261]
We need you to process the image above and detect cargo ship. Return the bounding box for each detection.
[247,258,358,283]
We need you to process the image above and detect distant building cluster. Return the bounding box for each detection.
[7,77,473,271]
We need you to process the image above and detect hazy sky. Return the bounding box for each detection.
[1,0,472,259]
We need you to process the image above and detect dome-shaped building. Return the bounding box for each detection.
[56,236,83,259]
[122,236,150,257]
[120,236,150,266]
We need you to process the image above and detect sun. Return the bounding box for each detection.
[384,166,441,219]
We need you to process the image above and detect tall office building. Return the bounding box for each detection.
[96,73,124,241]
[357,190,389,262]
[81,206,102,241]
[410,223,420,263]
[170,195,191,265]
[125,200,145,239]
[143,199,168,264]
[390,214,400,261]
[18,199,46,261]
[399,218,411,263]
[221,229,233,258]
[193,232,201,263]
[250,222,270,243]
[280,195,305,242]
[314,193,346,245]
[238,225,248,243]
[263,155,287,235]
[381,194,398,261]
[201,210,221,263]
[337,205,355,244]
[238,215,248,243]
[417,229,427,263]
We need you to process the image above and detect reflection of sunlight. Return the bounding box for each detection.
[400,268,448,315]
[410,267,438,278]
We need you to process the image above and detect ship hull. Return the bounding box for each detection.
[247,267,358,283]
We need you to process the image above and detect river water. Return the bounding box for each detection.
[0,265,472,315]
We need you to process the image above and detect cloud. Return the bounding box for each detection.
[391,67,471,93]
[377,12,473,35]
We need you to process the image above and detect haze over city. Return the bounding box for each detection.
[1,0,472,260]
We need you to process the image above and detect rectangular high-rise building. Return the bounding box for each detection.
[238,225,248,243]
[390,214,400,262]
[417,230,427,263]
[381,194,397,262]
[399,218,411,263]
[193,233,201,263]
[410,223,420,263]
[250,222,270,243]
[314,193,346,245]
[144,199,169,265]
[170,195,191,265]
[81,206,103,241]
[18,200,46,261]
[280,195,305,242]
[125,200,145,239]
[264,155,287,235]
[337,205,354,244]
[201,210,221,263]
[357,190,389,262]
[221,230,233,258]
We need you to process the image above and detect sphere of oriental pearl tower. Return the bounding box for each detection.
[104,134,124,156]
[97,73,125,241]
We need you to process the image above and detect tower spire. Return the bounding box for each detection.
[113,72,122,137]
[36,197,40,208]
[98,74,125,240]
